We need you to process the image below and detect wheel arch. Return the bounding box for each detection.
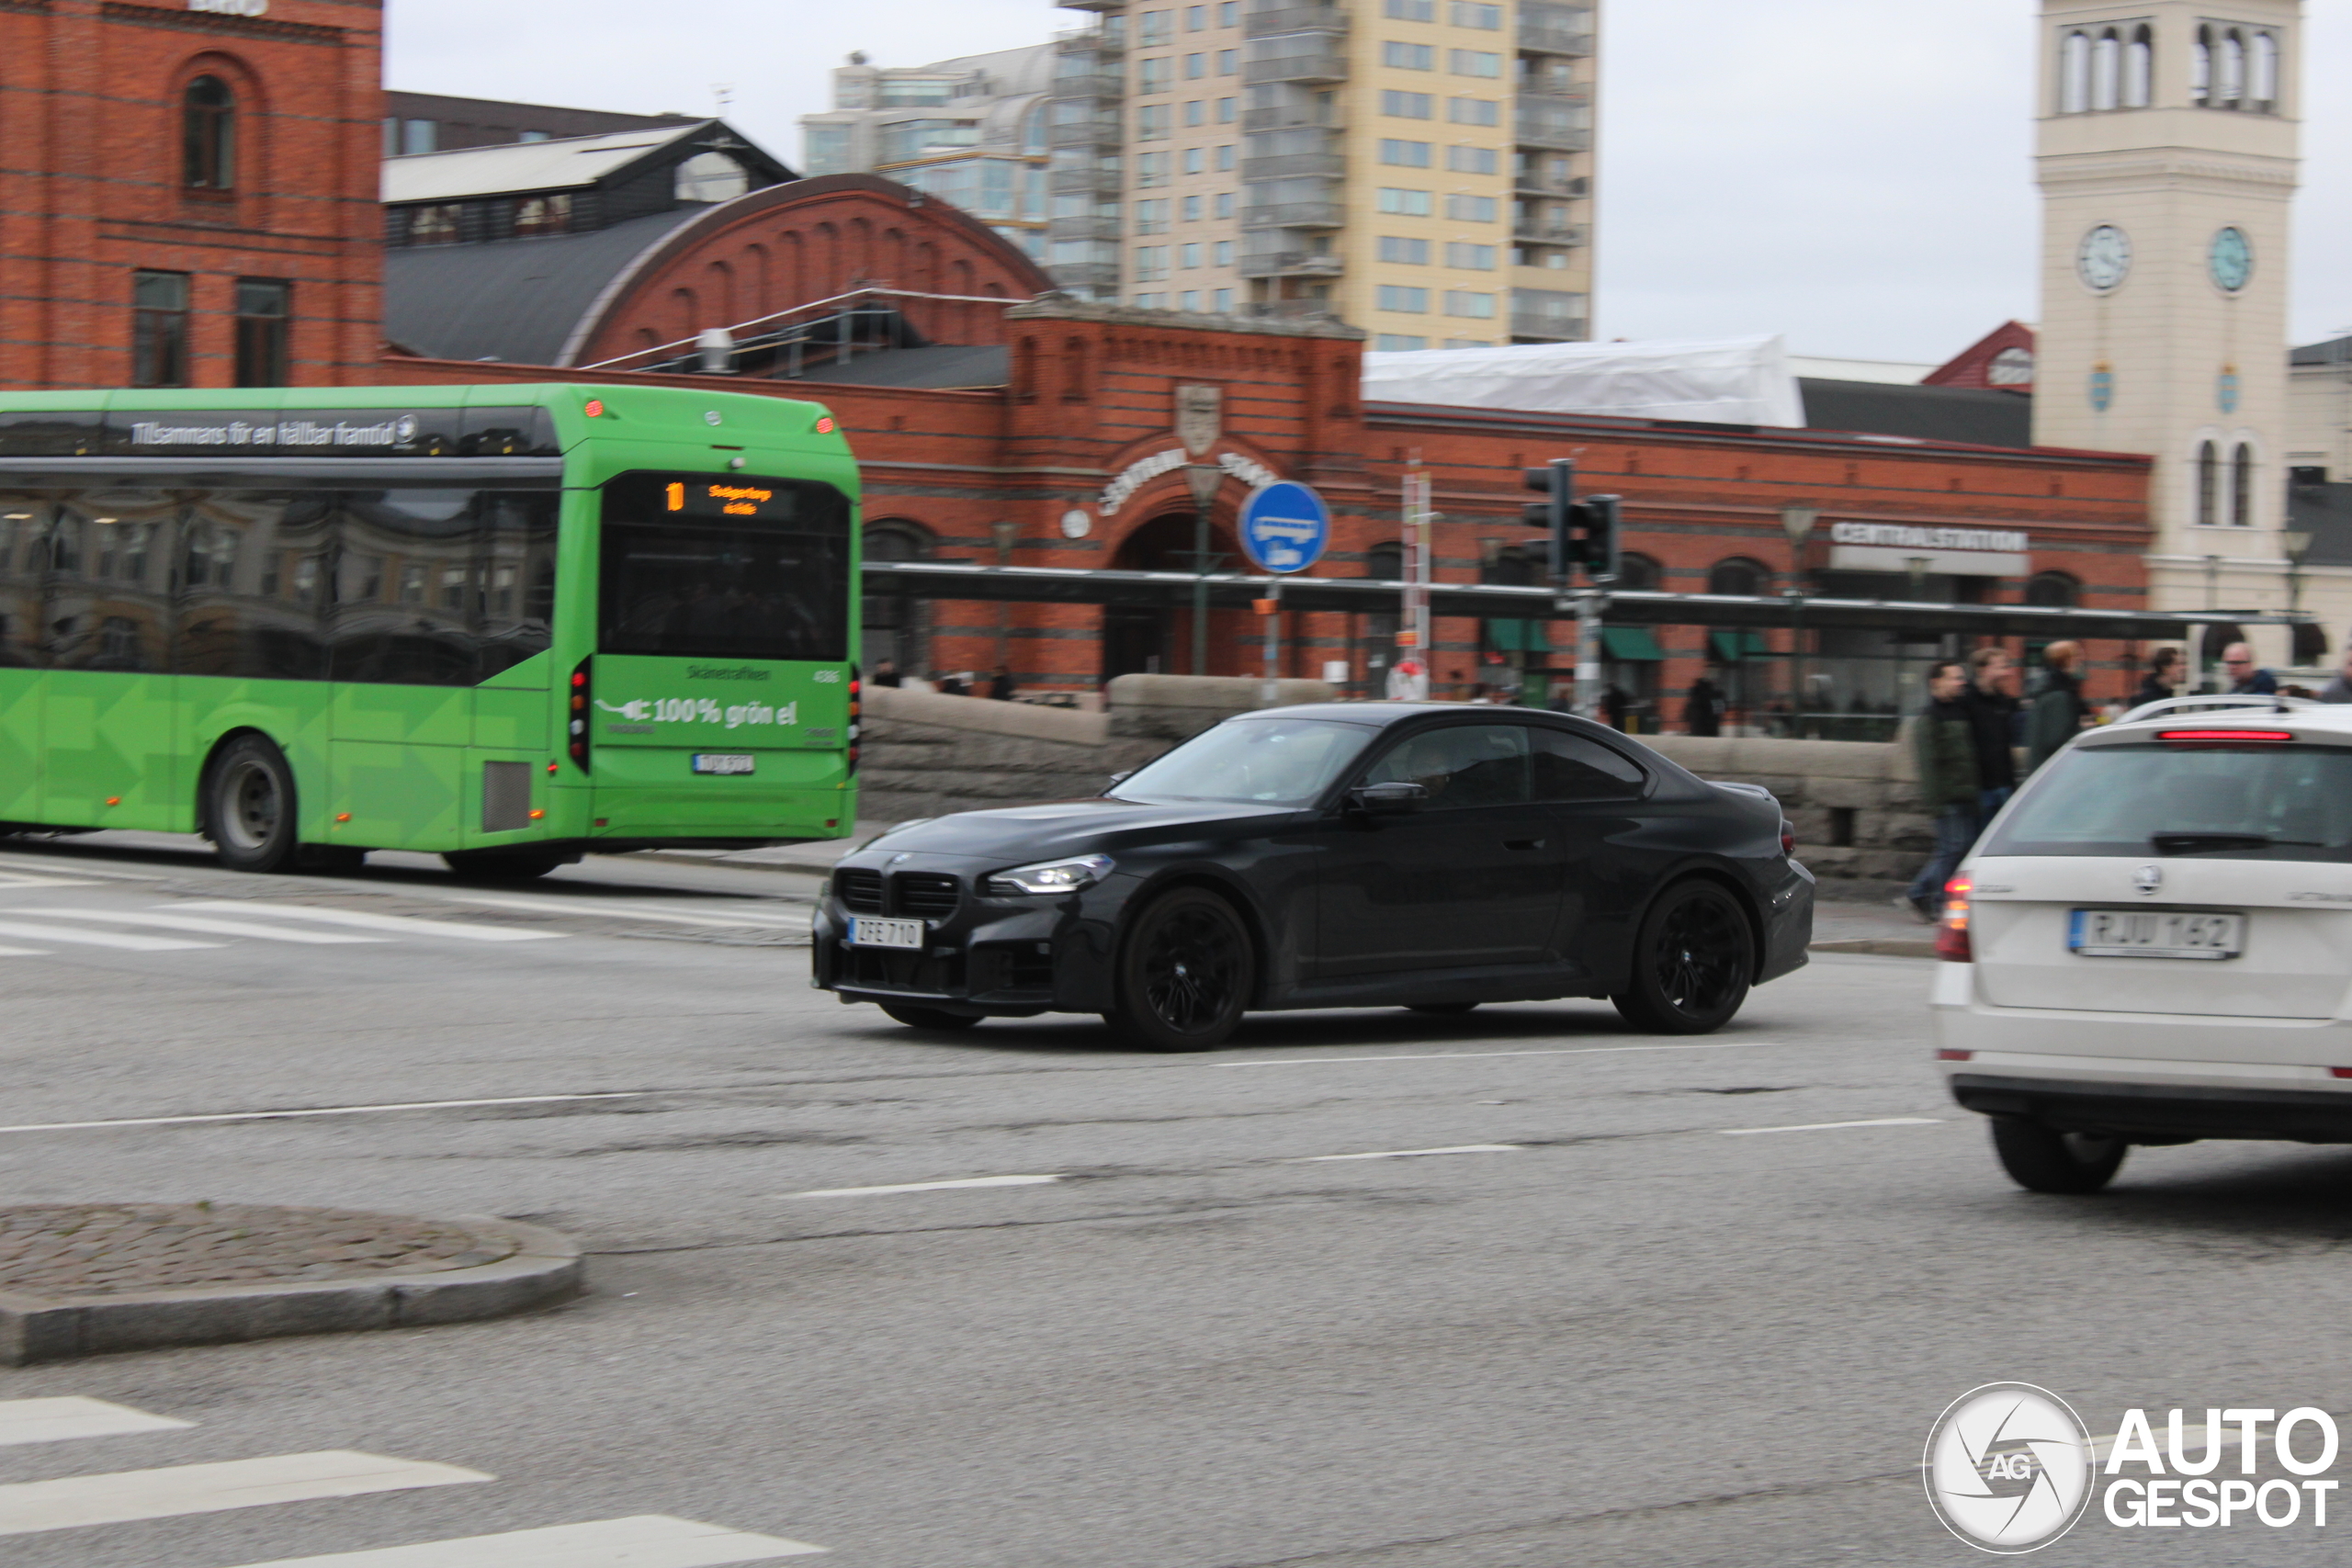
[1121,867,1275,1009]
[193,725,292,840]
[1631,862,1770,982]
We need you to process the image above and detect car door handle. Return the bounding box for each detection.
[1505,838,1546,851]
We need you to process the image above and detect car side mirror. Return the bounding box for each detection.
[1348,781,1426,815]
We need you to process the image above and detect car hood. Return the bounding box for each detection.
[855,796,1299,862]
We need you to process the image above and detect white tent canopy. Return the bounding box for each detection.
[1360,333,1805,428]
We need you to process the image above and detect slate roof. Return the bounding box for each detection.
[1798,378,2034,448]
[381,209,700,365]
[790,344,1012,389]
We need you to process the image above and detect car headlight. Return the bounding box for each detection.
[984,853,1114,896]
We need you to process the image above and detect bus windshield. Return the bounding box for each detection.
[598,470,850,662]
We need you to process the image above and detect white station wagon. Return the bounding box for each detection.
[1932,695,2352,1192]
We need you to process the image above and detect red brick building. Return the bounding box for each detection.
[0,0,383,390]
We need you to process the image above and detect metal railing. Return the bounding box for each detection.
[1510,221,1589,247]
[1054,27,1124,57]
[1047,117,1124,147]
[1239,200,1344,230]
[1243,50,1349,85]
[1049,72,1124,99]
[1240,105,1342,132]
[1238,151,1344,181]
[1046,261,1122,289]
[1517,23,1595,55]
[1244,3,1347,38]
[1513,118,1593,151]
[1237,251,1344,278]
[1047,214,1122,243]
[1047,165,1122,196]
[573,286,1027,376]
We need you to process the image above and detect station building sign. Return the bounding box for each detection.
[1826,520,2031,579]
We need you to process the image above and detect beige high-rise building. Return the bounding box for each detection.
[1050,0,1596,343]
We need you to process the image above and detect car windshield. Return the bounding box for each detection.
[1110,716,1375,807]
[1978,739,2352,862]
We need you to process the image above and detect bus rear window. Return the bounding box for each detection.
[598,471,849,662]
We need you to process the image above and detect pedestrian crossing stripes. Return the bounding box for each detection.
[38,909,389,944]
[0,1398,828,1562]
[175,902,563,942]
[0,918,215,952]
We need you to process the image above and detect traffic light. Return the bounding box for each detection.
[1577,493,1622,585]
[1521,458,1573,583]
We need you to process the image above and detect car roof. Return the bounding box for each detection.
[2089,696,2352,745]
[1232,701,1606,730]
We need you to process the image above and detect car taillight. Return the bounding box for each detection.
[1936,874,1973,962]
[846,665,861,777]
[568,657,592,774]
[1779,819,1795,857]
[2160,728,2293,742]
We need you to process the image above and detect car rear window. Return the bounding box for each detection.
[1979,739,2352,862]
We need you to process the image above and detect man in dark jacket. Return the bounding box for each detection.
[2222,642,2278,695]
[2135,648,2179,708]
[2024,641,2089,773]
[1961,646,2019,823]
[1903,660,1980,922]
[1683,664,1726,737]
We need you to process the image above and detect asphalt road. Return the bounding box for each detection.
[3,834,2347,1566]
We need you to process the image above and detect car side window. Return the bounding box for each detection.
[1529,728,1647,801]
[1363,724,1530,808]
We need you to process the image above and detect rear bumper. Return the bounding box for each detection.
[1950,1073,2352,1143]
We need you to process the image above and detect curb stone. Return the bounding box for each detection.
[0,1213,580,1365]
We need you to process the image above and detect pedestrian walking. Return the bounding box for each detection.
[988,664,1017,701]
[1683,664,1726,737]
[1961,647,2019,823]
[2222,641,2278,694]
[1601,682,1630,733]
[871,659,903,689]
[2134,648,2178,709]
[935,671,968,696]
[2024,641,2090,772]
[1902,660,1980,923]
[2317,645,2352,704]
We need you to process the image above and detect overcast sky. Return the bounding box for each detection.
[386,0,2352,363]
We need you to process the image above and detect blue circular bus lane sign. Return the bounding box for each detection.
[1238,481,1330,574]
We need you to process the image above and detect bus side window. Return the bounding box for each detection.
[0,497,46,669]
[171,491,328,681]
[46,493,175,675]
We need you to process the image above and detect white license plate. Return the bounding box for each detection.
[692,753,755,775]
[849,917,924,951]
[2069,908,2245,960]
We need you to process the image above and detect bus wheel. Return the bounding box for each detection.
[206,737,300,874]
[442,850,568,881]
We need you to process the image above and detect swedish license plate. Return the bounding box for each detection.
[2068,908,2245,960]
[850,917,924,951]
[692,753,755,775]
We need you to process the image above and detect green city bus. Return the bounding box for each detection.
[0,383,860,876]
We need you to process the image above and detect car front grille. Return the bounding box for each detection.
[835,867,885,912]
[894,872,960,917]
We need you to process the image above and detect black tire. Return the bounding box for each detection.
[1611,879,1755,1034]
[1104,886,1255,1052]
[442,850,568,881]
[1990,1118,2127,1194]
[1408,1002,1479,1015]
[879,1002,984,1031]
[204,736,301,874]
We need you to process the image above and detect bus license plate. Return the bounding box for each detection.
[850,917,924,951]
[692,753,755,775]
[2068,908,2245,960]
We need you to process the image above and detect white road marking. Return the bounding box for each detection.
[0,855,162,881]
[1293,1144,1524,1162]
[0,873,106,888]
[174,902,562,942]
[436,893,810,930]
[219,1513,828,1566]
[37,908,388,944]
[785,1174,1063,1199]
[0,918,216,952]
[0,1450,491,1537]
[0,1398,193,1448]
[0,1090,654,1136]
[1717,1117,1945,1136]
[0,944,47,956]
[1219,1042,1780,1068]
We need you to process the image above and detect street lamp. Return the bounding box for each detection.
[1780,505,1818,738]
[1185,463,1226,677]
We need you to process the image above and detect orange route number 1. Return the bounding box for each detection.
[664,481,685,512]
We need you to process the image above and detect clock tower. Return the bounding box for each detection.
[2032,0,2301,637]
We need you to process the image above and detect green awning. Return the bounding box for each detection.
[1487,618,1552,653]
[1600,626,1665,661]
[1710,630,1774,661]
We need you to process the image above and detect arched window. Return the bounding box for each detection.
[2193,25,2213,105]
[2252,31,2279,109]
[2231,442,2256,526]
[1708,558,1769,597]
[2025,572,2077,609]
[2061,30,2092,113]
[2125,26,2154,107]
[183,75,234,191]
[674,152,749,203]
[2092,29,2121,111]
[2218,28,2245,107]
[2196,441,2220,525]
[1612,553,1661,592]
[862,521,935,676]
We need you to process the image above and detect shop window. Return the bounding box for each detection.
[183,75,235,191]
[233,278,289,389]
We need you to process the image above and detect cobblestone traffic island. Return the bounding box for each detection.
[0,1202,580,1365]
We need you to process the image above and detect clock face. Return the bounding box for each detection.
[2076,224,2132,293]
[2210,227,2254,292]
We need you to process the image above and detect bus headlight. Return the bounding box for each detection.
[984,854,1114,896]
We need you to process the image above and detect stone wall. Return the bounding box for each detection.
[859,681,1931,897]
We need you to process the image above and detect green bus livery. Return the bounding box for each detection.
[0,384,860,876]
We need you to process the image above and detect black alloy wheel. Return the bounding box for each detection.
[1611,880,1755,1034]
[879,1002,985,1031]
[205,736,301,874]
[1106,886,1255,1052]
[442,850,569,881]
[1990,1118,2128,1194]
